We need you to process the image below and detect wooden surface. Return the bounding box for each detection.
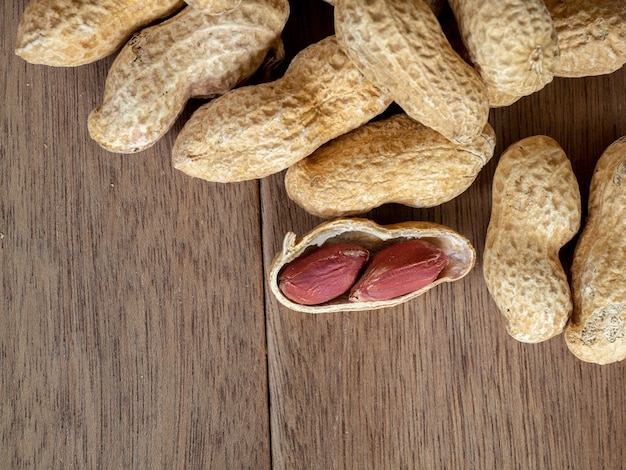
[3,1,626,468]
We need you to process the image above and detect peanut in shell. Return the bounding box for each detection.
[285,114,496,218]
[88,1,289,153]
[483,135,581,343]
[334,0,489,143]
[565,137,626,364]
[448,0,559,97]
[15,0,185,67]
[545,0,626,78]
[172,35,392,182]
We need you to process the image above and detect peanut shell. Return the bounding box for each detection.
[545,0,626,78]
[172,35,392,182]
[15,0,184,67]
[565,136,626,364]
[448,0,559,97]
[483,135,581,343]
[269,218,476,314]
[184,0,241,15]
[88,2,289,153]
[334,0,488,143]
[323,0,446,16]
[285,114,496,218]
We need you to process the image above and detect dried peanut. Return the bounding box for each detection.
[172,35,392,182]
[278,243,369,306]
[483,136,581,343]
[323,0,445,15]
[487,87,523,109]
[88,2,289,153]
[334,0,488,143]
[545,0,626,78]
[447,0,559,97]
[15,0,184,67]
[349,239,448,303]
[285,114,496,218]
[269,218,475,313]
[565,137,626,364]
[184,0,241,15]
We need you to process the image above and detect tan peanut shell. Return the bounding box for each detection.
[15,0,184,67]
[483,136,581,343]
[284,114,496,218]
[487,87,523,109]
[184,0,241,15]
[172,35,392,182]
[565,137,626,364]
[323,0,445,16]
[334,0,488,143]
[545,0,626,78]
[88,2,289,153]
[447,0,559,97]
[269,218,476,313]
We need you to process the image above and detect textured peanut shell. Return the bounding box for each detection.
[269,218,476,313]
[565,137,626,364]
[184,0,241,15]
[323,0,445,16]
[88,2,289,153]
[545,0,626,78]
[487,86,523,108]
[285,114,496,218]
[172,35,392,182]
[15,0,184,67]
[448,0,559,97]
[483,136,581,343]
[334,0,488,143]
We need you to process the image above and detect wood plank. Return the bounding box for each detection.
[1,2,270,468]
[263,3,626,468]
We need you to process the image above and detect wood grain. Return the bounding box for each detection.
[3,1,626,469]
[2,1,269,468]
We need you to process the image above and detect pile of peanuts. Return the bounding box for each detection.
[15,0,626,364]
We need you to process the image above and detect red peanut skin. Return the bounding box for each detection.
[278,243,369,306]
[349,239,448,302]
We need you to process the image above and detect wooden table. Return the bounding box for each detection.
[3,1,626,468]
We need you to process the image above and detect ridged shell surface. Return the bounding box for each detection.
[566,137,626,364]
[334,0,488,143]
[545,0,626,78]
[448,0,559,97]
[172,35,392,182]
[15,0,184,66]
[285,114,496,218]
[88,2,289,153]
[483,136,581,343]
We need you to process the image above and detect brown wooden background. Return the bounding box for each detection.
[3,1,626,468]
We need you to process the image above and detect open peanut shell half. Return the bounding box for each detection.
[268,218,476,313]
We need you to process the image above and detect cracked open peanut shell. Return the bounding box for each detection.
[269,218,476,313]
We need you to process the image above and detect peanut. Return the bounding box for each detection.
[545,0,626,78]
[349,239,449,303]
[565,137,626,364]
[15,0,184,67]
[333,0,488,143]
[323,0,446,16]
[172,35,392,182]
[285,114,496,218]
[483,136,581,343]
[184,0,241,15]
[278,243,369,306]
[447,0,559,98]
[88,2,289,153]
[269,218,475,313]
